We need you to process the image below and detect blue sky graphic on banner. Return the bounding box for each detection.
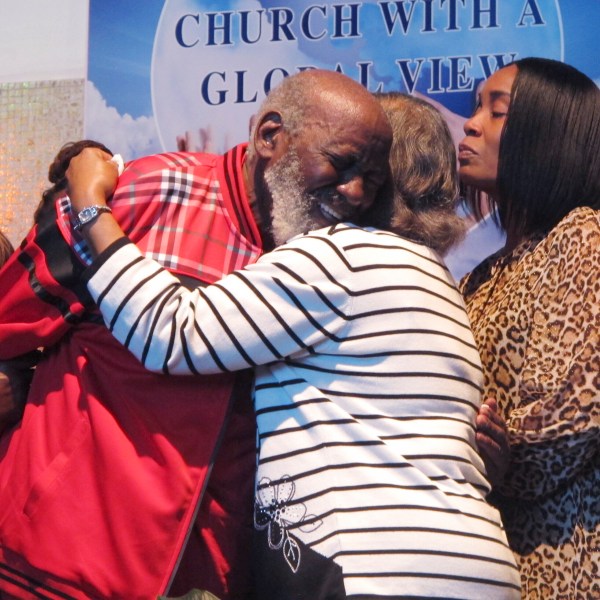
[86,0,600,277]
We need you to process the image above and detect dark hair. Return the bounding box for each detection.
[0,230,14,268]
[34,139,112,223]
[371,92,464,255]
[468,58,600,243]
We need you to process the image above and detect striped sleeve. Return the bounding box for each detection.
[86,236,352,375]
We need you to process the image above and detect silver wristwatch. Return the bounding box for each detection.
[73,205,112,231]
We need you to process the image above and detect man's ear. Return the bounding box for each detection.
[253,111,285,159]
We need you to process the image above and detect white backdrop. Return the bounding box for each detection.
[0,0,87,84]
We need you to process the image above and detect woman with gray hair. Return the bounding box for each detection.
[372,92,465,256]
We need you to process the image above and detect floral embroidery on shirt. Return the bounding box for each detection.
[254,475,323,573]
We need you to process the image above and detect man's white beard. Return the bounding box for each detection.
[264,150,320,247]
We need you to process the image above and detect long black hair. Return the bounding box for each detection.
[466,57,600,244]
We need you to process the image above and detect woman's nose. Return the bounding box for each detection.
[463,114,481,136]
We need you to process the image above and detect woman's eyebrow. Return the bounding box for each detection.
[488,90,511,101]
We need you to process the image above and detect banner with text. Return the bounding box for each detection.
[86,0,599,277]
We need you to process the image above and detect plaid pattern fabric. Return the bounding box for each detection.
[57,144,262,284]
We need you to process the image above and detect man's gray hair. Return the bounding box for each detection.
[250,71,319,142]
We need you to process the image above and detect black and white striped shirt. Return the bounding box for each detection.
[87,224,520,598]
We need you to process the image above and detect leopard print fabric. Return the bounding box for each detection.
[460,207,600,599]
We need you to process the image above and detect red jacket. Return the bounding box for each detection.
[0,147,262,599]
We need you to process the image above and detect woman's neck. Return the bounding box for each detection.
[503,231,521,253]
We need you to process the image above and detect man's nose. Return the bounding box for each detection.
[336,174,367,206]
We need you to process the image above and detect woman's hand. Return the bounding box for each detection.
[476,397,510,487]
[66,147,119,213]
[66,147,127,257]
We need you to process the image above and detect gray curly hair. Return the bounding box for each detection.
[376,92,465,255]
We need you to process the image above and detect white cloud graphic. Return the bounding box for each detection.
[84,81,163,161]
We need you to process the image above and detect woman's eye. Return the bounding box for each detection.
[490,100,509,119]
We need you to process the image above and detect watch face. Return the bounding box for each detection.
[74,205,109,230]
[80,207,95,221]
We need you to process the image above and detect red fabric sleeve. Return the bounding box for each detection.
[0,203,92,359]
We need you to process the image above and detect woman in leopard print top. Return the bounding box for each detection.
[458,57,600,599]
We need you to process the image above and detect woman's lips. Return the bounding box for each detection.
[458,143,477,161]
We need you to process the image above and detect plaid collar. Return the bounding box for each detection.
[58,144,263,284]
